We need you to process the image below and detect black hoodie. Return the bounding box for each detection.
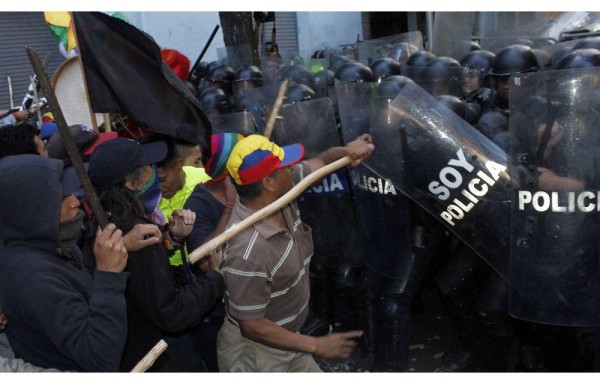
[0,155,128,372]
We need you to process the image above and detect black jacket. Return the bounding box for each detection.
[119,225,225,371]
[0,155,128,372]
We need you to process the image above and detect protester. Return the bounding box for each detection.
[0,123,47,159]
[217,133,374,372]
[0,155,129,372]
[87,138,224,371]
[183,132,243,371]
[156,137,211,270]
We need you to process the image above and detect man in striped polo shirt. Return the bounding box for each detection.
[217,133,374,372]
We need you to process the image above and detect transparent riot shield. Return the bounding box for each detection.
[476,12,593,53]
[336,82,415,286]
[217,45,253,70]
[410,65,464,97]
[334,80,379,143]
[271,97,363,269]
[431,12,475,61]
[209,110,257,136]
[357,31,423,65]
[239,86,276,134]
[363,83,512,280]
[509,68,600,326]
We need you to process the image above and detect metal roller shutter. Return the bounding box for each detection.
[0,12,64,111]
[259,12,299,60]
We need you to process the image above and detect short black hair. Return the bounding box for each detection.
[233,178,263,200]
[0,123,41,160]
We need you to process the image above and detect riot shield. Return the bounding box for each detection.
[336,81,415,286]
[334,80,378,143]
[362,83,512,280]
[410,64,464,97]
[476,12,592,53]
[431,12,475,61]
[271,97,363,269]
[238,86,276,134]
[209,110,257,136]
[216,45,253,70]
[357,31,423,65]
[509,68,600,326]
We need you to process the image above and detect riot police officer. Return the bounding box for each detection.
[488,44,539,115]
[459,50,495,113]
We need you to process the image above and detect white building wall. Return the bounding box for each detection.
[122,12,363,64]
[122,12,224,63]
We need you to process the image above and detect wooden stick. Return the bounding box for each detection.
[103,113,111,132]
[26,46,109,229]
[30,76,43,122]
[189,156,352,264]
[130,339,168,373]
[7,76,14,110]
[262,78,288,139]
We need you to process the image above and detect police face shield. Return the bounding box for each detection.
[360,83,512,281]
[232,78,263,102]
[462,65,485,96]
[509,68,600,326]
[414,65,464,97]
[271,98,363,269]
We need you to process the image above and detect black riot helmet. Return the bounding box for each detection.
[370,57,402,80]
[436,94,481,125]
[278,64,316,89]
[387,42,419,63]
[197,87,232,116]
[469,40,481,51]
[232,65,263,100]
[572,36,600,51]
[405,50,436,67]
[460,50,495,75]
[421,56,462,96]
[205,64,236,96]
[284,84,316,104]
[489,45,539,111]
[328,55,351,72]
[488,44,539,77]
[460,50,495,91]
[378,75,415,100]
[556,48,600,70]
[334,61,376,82]
[313,68,335,98]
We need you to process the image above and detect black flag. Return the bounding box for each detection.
[72,12,211,158]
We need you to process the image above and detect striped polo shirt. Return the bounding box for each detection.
[220,163,314,332]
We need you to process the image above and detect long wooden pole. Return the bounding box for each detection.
[188,156,352,264]
[262,78,288,139]
[26,46,109,229]
[130,339,168,372]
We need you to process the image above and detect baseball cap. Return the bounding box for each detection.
[226,134,304,185]
[61,164,89,198]
[205,132,245,181]
[40,122,58,140]
[47,124,118,166]
[88,138,168,191]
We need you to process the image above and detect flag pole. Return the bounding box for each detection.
[69,12,101,133]
[26,46,109,229]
